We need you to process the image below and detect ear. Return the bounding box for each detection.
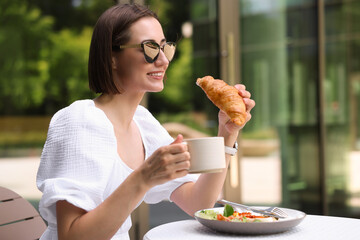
[111,54,117,70]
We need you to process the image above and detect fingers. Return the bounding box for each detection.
[234,84,251,98]
[245,112,252,122]
[168,141,188,154]
[234,84,255,112]
[234,84,245,91]
[146,154,190,184]
[174,157,191,172]
[216,83,255,134]
[171,134,183,145]
[243,98,256,112]
[144,144,191,184]
[240,89,251,98]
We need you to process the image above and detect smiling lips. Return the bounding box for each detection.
[147,72,164,79]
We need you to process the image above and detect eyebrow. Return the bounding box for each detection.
[142,38,167,44]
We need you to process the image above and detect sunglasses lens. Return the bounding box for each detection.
[143,42,159,63]
[142,41,176,63]
[164,43,176,62]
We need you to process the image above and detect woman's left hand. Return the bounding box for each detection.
[218,84,255,137]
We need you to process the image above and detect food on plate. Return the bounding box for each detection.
[196,76,246,126]
[197,205,277,223]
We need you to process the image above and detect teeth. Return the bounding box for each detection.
[148,72,163,76]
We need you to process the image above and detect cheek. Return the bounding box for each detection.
[115,57,148,87]
[116,62,131,79]
[116,55,138,78]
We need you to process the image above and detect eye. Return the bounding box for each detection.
[143,42,160,60]
[144,41,159,49]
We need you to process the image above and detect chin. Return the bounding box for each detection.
[149,84,164,92]
[150,88,164,93]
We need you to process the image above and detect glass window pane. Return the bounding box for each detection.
[325,0,360,218]
[191,0,219,118]
[239,0,322,214]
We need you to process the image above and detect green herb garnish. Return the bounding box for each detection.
[223,204,234,217]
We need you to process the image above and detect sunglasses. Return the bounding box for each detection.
[113,41,176,63]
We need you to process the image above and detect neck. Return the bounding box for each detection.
[94,92,144,130]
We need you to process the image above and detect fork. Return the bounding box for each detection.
[217,199,288,218]
[262,206,289,218]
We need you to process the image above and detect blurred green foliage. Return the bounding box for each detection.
[45,27,94,110]
[0,0,100,114]
[0,0,201,116]
[26,0,114,31]
[0,0,54,114]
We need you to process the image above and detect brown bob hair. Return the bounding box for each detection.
[88,4,159,94]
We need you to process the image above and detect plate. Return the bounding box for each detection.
[194,207,306,235]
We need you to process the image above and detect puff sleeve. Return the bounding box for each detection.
[36,101,118,225]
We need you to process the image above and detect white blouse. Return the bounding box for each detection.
[36,100,197,240]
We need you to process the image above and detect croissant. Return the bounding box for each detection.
[196,76,246,126]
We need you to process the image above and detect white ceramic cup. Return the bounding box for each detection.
[184,137,226,173]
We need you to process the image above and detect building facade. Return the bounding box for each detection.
[191,0,360,217]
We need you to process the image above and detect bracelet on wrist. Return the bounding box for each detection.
[225,141,238,156]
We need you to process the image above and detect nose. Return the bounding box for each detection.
[154,49,169,67]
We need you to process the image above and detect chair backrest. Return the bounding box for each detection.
[0,186,46,240]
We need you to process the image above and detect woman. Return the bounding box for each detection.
[37,3,255,240]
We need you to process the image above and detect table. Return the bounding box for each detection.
[143,215,360,240]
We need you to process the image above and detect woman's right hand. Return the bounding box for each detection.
[136,134,190,189]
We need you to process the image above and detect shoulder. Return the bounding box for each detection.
[49,100,112,131]
[43,100,116,157]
